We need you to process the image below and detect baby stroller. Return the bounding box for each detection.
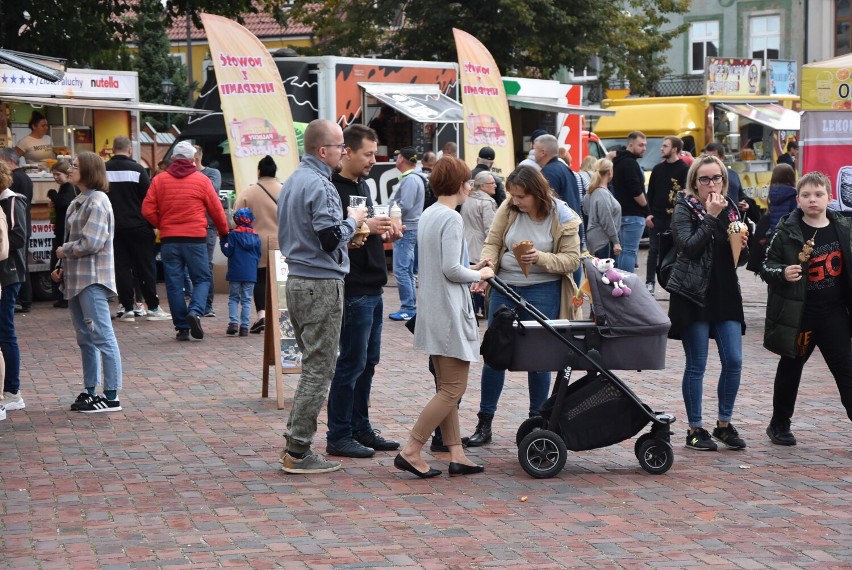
[483,258,675,479]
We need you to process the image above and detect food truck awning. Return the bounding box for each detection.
[507,95,615,117]
[716,103,800,131]
[0,95,210,115]
[358,82,463,123]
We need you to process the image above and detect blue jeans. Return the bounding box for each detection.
[393,229,417,313]
[0,282,21,393]
[681,320,743,428]
[161,242,211,330]
[228,281,254,328]
[480,279,561,415]
[205,228,217,313]
[326,294,383,442]
[69,284,123,392]
[616,215,646,272]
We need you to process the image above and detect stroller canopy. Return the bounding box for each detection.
[583,258,671,338]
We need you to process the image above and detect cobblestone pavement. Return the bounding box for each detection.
[2,251,852,569]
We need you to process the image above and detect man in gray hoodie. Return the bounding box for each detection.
[277,119,367,474]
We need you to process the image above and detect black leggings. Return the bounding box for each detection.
[254,266,267,312]
[772,307,852,424]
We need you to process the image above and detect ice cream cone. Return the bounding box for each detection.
[349,222,370,249]
[512,240,534,277]
[727,221,749,267]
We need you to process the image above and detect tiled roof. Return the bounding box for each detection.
[167,9,312,42]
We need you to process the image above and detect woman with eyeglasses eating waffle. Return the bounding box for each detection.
[665,154,750,453]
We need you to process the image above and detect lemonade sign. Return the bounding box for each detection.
[802,55,852,110]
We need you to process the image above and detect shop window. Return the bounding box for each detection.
[689,21,719,74]
[750,15,781,64]
[837,0,852,56]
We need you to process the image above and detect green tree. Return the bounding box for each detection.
[130,0,192,131]
[286,0,690,95]
[0,1,132,68]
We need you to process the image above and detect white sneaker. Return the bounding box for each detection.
[0,404,6,421]
[3,391,25,411]
[119,310,136,322]
[146,307,172,321]
[134,302,147,317]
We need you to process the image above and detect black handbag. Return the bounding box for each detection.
[480,306,522,371]
[656,230,676,289]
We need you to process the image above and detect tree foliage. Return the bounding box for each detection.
[0,1,132,68]
[286,0,690,95]
[131,0,192,129]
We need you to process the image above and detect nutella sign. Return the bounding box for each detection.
[0,66,138,100]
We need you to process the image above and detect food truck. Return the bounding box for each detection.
[593,58,801,209]
[0,66,204,299]
[181,55,463,202]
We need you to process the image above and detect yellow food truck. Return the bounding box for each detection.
[593,94,800,208]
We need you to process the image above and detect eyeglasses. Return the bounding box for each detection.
[322,143,346,152]
[697,175,724,186]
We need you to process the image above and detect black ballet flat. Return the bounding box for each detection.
[448,462,485,476]
[394,453,441,478]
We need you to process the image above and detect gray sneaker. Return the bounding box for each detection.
[146,307,172,321]
[281,450,342,474]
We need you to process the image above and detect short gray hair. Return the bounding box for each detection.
[474,170,495,189]
[534,134,558,156]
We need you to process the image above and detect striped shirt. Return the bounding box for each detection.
[60,189,117,298]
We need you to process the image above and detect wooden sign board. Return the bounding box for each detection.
[261,241,302,409]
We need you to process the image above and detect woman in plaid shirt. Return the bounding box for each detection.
[53,152,123,413]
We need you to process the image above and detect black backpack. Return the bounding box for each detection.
[417,173,437,209]
[656,230,677,290]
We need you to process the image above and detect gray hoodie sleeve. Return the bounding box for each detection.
[310,179,357,252]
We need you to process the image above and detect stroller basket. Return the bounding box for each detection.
[538,374,651,451]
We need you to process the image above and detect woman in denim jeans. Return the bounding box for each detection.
[53,152,123,413]
[666,155,749,452]
[466,166,582,447]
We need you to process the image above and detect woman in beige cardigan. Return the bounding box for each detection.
[466,165,582,447]
[233,156,280,333]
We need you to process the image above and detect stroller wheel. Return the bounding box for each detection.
[637,439,674,475]
[516,416,547,447]
[518,429,568,479]
[634,433,653,460]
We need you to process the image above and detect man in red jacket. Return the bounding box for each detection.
[142,141,228,341]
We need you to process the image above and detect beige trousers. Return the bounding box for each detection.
[411,355,470,446]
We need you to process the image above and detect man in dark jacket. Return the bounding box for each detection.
[1,148,32,312]
[645,135,689,293]
[471,146,505,205]
[612,131,650,272]
[106,136,170,322]
[325,124,401,459]
[0,163,29,412]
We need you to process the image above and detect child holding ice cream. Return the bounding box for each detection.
[761,171,852,446]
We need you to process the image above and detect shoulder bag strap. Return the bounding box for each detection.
[256,182,277,205]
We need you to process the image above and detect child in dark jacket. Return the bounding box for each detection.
[761,172,852,446]
[220,207,262,336]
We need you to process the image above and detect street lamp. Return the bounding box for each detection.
[161,77,176,131]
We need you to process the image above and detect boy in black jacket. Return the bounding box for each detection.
[761,171,852,445]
